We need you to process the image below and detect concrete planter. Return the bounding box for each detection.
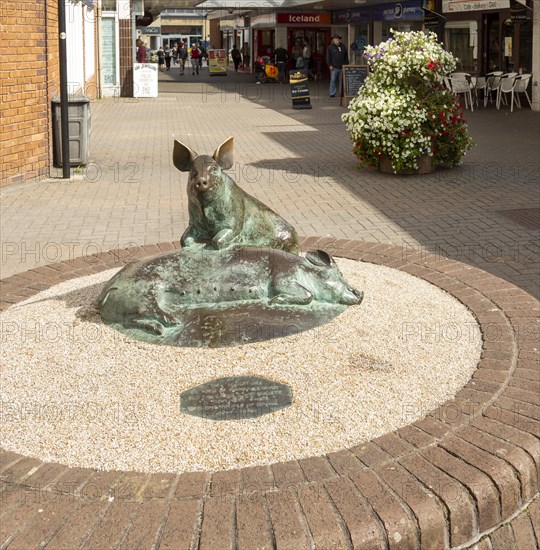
[379,154,435,175]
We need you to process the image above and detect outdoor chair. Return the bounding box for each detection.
[450,72,472,81]
[450,72,476,105]
[496,74,518,112]
[443,76,452,91]
[474,76,486,106]
[483,71,504,107]
[513,74,533,109]
[448,76,474,111]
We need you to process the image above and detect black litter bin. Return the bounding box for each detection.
[52,95,91,166]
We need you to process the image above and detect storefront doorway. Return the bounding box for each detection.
[485,14,501,72]
[288,28,330,79]
[256,29,275,57]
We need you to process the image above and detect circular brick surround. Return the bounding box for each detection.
[0,238,538,549]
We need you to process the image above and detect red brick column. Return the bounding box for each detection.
[119,20,133,97]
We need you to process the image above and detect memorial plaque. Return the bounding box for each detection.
[179,376,292,420]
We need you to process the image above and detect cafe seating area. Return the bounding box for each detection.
[444,70,533,113]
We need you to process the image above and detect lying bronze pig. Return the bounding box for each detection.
[173,136,300,254]
[98,247,363,334]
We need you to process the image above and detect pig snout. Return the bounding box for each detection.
[194,177,212,192]
[341,287,363,305]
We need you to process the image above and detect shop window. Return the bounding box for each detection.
[445,21,478,73]
[102,0,116,10]
[350,23,369,64]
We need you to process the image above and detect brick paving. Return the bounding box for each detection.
[0,239,539,549]
[1,67,539,297]
[1,67,539,548]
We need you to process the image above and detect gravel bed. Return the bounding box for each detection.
[0,259,482,473]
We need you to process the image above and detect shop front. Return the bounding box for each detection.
[332,9,371,65]
[219,15,250,66]
[332,1,425,65]
[442,0,533,74]
[374,1,425,42]
[277,13,332,79]
[250,12,331,79]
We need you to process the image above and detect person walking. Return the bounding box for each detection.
[164,44,172,71]
[178,42,187,75]
[326,34,349,97]
[292,38,304,68]
[157,46,165,72]
[191,43,201,75]
[274,44,288,83]
[172,44,178,66]
[231,44,242,72]
[136,39,147,63]
[302,39,315,80]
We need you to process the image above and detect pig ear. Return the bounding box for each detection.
[173,140,196,172]
[213,136,234,170]
[306,250,336,267]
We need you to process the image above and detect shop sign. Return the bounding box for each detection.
[251,14,276,27]
[208,49,227,75]
[372,1,424,21]
[423,0,443,26]
[133,63,158,98]
[277,13,331,25]
[142,26,160,35]
[442,0,509,12]
[289,69,312,110]
[510,0,530,20]
[333,9,371,24]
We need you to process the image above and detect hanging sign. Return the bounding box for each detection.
[510,0,530,20]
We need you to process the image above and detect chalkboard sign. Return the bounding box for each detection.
[341,65,368,105]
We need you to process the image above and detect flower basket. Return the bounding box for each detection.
[342,30,474,173]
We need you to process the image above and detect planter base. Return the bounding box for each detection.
[379,155,435,175]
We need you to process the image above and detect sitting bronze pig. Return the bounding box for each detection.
[98,247,363,335]
[174,137,299,254]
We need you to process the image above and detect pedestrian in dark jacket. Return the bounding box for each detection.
[326,34,349,97]
[274,45,288,83]
[231,45,242,72]
[164,45,172,71]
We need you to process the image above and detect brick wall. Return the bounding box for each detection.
[0,0,98,187]
[0,0,59,186]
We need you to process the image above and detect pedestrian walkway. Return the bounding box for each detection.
[0,65,539,549]
[1,65,538,297]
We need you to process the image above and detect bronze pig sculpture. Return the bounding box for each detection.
[174,137,300,254]
[98,247,363,335]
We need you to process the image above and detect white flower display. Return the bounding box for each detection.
[342,30,473,173]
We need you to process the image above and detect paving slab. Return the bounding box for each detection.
[0,240,538,549]
[1,67,538,549]
[1,68,538,298]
